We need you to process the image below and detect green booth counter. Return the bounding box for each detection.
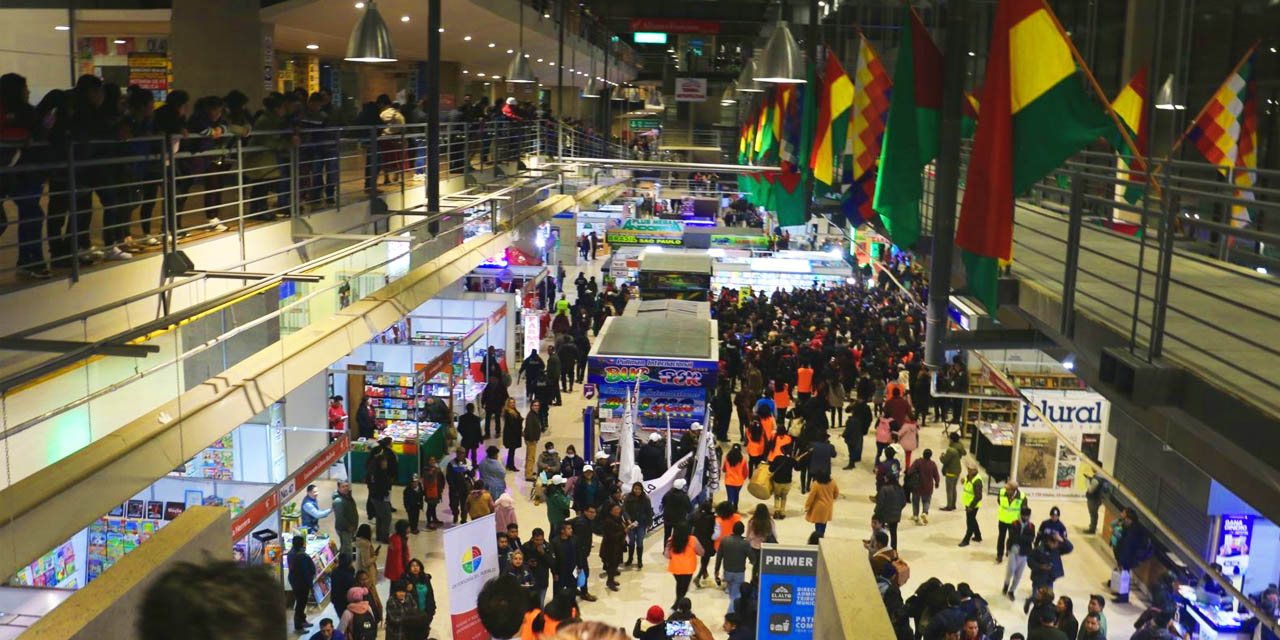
[349,422,447,484]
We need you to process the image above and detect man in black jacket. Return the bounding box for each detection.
[457,403,483,465]
[844,400,872,469]
[568,506,599,601]
[638,433,668,480]
[557,338,579,392]
[1002,507,1036,601]
[662,479,693,543]
[521,528,555,607]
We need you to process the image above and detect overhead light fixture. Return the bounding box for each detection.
[463,70,469,74]
[537,58,543,62]
[345,0,396,62]
[400,15,409,22]
[755,20,805,83]
[507,49,514,54]
[463,35,472,41]
[506,0,536,82]
[1155,73,1185,110]
[114,39,127,44]
[354,1,364,7]
[306,43,319,50]
[492,75,501,79]
[438,27,444,33]
[736,57,764,93]
[54,25,70,31]
[488,42,496,48]
[720,81,738,104]
[477,72,486,77]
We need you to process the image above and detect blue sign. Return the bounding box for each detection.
[757,545,818,639]
[587,355,717,430]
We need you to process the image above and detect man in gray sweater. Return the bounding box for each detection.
[716,522,753,616]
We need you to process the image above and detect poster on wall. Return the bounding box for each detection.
[128,52,170,102]
[588,356,717,430]
[674,77,708,101]
[1014,389,1110,495]
[444,515,501,640]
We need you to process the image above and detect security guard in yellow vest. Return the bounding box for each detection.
[958,462,984,546]
[995,480,1026,563]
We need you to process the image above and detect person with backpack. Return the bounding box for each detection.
[1082,471,1110,535]
[906,449,941,525]
[339,587,378,640]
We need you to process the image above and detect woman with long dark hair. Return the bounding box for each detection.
[622,481,653,569]
[663,521,704,604]
[721,444,748,509]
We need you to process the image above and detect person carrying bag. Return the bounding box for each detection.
[748,462,774,500]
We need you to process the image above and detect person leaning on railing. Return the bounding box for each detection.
[243,93,298,221]
[1,72,55,278]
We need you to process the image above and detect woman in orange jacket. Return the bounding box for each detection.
[721,445,749,509]
[768,430,793,462]
[663,521,704,603]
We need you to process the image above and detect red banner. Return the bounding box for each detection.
[230,437,350,540]
[628,18,720,34]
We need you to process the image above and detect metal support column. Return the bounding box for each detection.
[557,0,566,192]
[1060,174,1086,338]
[924,0,968,369]
[801,0,818,228]
[427,0,441,235]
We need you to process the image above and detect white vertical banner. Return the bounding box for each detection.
[444,514,501,640]
[687,426,712,501]
[618,389,641,486]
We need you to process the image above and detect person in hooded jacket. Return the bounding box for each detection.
[339,587,378,640]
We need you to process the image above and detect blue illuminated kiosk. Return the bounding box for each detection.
[585,301,718,452]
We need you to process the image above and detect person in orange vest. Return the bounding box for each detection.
[757,404,777,442]
[768,429,793,463]
[745,420,767,474]
[522,588,578,639]
[664,521,705,605]
[772,381,792,423]
[795,363,815,401]
[720,445,749,509]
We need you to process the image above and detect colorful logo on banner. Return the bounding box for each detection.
[461,546,484,574]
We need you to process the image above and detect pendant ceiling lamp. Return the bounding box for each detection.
[754,20,805,83]
[736,58,764,92]
[646,88,664,111]
[721,81,738,104]
[506,0,536,83]
[344,0,396,62]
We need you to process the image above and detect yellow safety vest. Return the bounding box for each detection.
[997,489,1024,524]
[961,475,982,508]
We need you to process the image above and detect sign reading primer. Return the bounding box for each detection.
[757,544,818,640]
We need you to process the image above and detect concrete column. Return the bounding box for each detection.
[170,0,267,106]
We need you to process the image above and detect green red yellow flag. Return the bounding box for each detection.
[1111,65,1149,205]
[955,0,1116,313]
[810,51,853,198]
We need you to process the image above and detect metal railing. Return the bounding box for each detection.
[655,127,725,149]
[919,144,1280,418]
[0,119,631,284]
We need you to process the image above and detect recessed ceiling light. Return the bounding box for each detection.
[114,39,127,44]
[463,70,469,74]
[523,53,530,58]
[354,1,364,7]
[54,25,70,31]
[484,82,491,86]
[488,42,495,48]
[492,75,501,79]
[400,15,410,22]
[507,49,514,54]
[438,27,444,33]
[306,43,319,49]
[549,61,555,66]
[463,35,472,41]
[543,12,550,18]
[537,58,543,62]
[477,72,486,77]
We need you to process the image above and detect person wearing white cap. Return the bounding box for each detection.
[574,464,601,512]
[638,432,667,481]
[662,478,693,544]
[545,474,571,531]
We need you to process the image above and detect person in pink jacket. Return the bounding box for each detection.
[898,419,919,467]
[494,491,518,532]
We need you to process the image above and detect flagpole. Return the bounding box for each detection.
[1037,0,1163,200]
[1162,42,1259,160]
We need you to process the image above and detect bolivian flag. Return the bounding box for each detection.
[956,0,1115,313]
[810,52,853,198]
[1111,65,1149,205]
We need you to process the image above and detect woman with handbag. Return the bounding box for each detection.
[501,398,523,471]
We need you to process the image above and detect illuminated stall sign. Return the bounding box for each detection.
[588,355,717,430]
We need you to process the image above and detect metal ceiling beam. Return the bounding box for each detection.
[0,338,160,358]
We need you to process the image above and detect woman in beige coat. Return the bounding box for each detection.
[804,470,840,536]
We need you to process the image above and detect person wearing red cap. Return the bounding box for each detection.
[632,605,667,640]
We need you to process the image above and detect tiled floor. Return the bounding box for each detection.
[306,255,1146,638]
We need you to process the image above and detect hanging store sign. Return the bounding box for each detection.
[629,18,720,34]
[674,77,708,102]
